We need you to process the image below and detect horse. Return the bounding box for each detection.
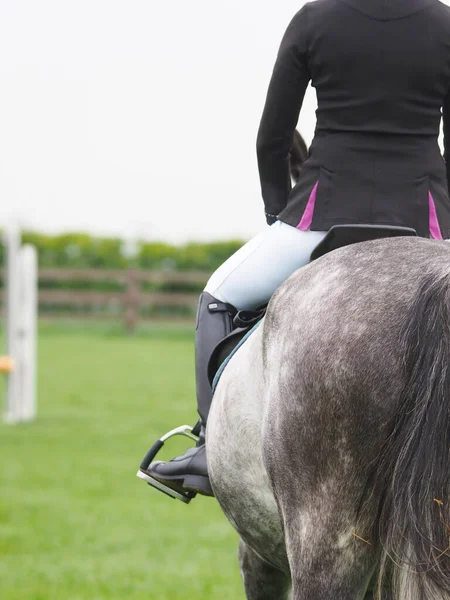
[207,234,450,599]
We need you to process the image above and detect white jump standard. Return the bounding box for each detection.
[3,226,38,424]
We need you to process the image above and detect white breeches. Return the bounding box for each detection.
[204,221,327,311]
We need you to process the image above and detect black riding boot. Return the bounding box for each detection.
[145,292,236,497]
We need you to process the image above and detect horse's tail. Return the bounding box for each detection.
[375,272,450,600]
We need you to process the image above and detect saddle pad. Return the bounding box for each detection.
[212,320,262,393]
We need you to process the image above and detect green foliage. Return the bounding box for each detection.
[138,242,179,270]
[20,231,245,271]
[22,232,128,268]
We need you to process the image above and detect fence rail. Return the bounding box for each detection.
[37,268,209,284]
[0,268,208,333]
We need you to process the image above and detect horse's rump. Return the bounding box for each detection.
[261,236,450,599]
[209,236,450,599]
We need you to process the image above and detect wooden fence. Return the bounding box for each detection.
[1,269,209,333]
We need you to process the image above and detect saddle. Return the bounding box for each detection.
[137,224,416,502]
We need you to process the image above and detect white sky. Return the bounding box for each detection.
[1,1,449,244]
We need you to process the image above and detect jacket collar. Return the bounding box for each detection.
[339,0,437,20]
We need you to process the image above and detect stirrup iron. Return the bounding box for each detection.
[137,425,199,504]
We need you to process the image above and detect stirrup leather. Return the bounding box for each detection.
[137,425,199,504]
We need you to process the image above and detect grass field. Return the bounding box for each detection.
[0,322,244,600]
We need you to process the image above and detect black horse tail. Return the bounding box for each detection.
[375,272,450,600]
[289,130,308,184]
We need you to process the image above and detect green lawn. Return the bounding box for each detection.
[0,322,244,600]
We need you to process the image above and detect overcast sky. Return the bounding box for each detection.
[1,1,449,244]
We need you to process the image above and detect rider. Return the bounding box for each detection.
[143,0,450,498]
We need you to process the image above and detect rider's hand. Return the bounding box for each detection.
[266,213,278,225]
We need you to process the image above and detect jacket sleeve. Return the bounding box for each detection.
[256,6,311,218]
[443,90,450,193]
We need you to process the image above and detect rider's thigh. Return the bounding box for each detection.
[204,221,327,310]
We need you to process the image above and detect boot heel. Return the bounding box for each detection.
[183,474,214,497]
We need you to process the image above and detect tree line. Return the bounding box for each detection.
[11,232,245,272]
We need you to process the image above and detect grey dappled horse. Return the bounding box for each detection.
[207,236,450,599]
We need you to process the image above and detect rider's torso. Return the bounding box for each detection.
[277,0,450,238]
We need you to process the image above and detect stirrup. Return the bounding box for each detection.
[137,424,199,504]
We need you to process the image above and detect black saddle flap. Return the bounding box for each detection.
[310,224,417,262]
[208,328,249,386]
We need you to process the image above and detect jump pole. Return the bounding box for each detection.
[3,226,38,423]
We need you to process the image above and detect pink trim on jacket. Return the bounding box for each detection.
[296,184,444,239]
[429,191,443,240]
[296,181,319,231]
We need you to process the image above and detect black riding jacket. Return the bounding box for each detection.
[257,0,450,238]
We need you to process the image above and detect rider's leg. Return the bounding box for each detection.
[205,222,326,309]
[195,292,237,424]
[146,292,237,496]
[146,222,327,497]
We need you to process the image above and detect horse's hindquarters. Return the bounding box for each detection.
[259,236,450,599]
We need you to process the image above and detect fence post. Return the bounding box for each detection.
[124,269,140,334]
[17,245,38,421]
